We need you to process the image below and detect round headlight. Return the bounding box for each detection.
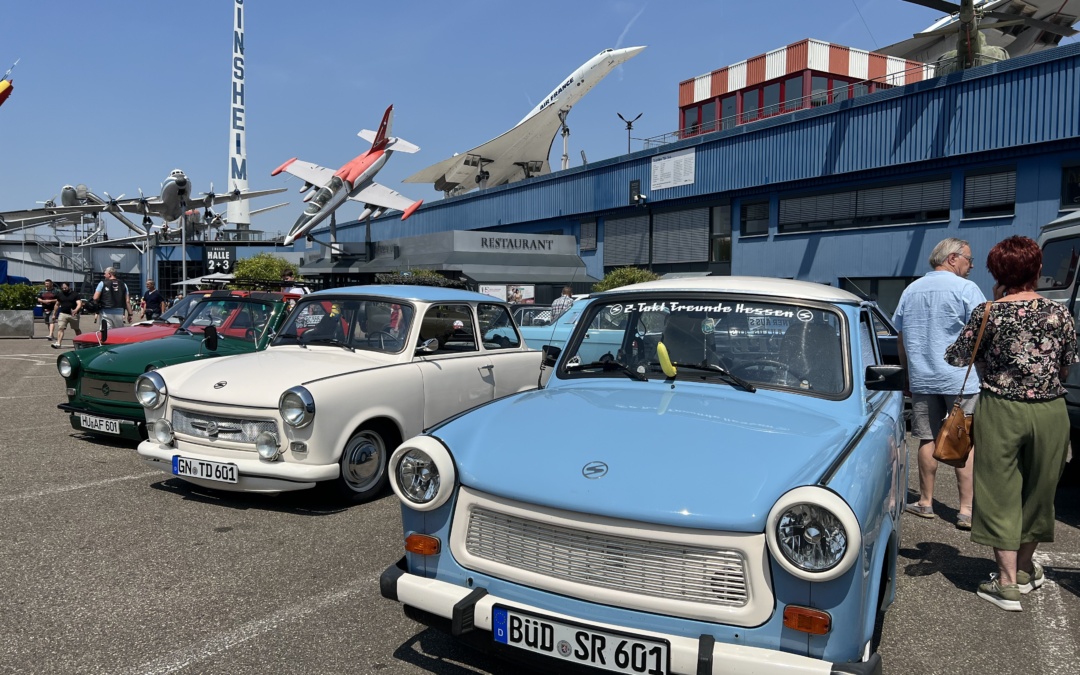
[256,430,280,460]
[135,371,167,409]
[766,486,861,582]
[389,436,456,512]
[397,448,440,504]
[152,418,174,445]
[279,387,315,428]
[57,355,75,378]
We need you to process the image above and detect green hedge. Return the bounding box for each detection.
[375,270,466,289]
[0,284,38,310]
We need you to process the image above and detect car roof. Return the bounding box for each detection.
[307,285,504,304]
[598,276,864,305]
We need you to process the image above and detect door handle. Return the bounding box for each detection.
[480,364,494,370]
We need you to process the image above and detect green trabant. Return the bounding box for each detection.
[57,290,296,441]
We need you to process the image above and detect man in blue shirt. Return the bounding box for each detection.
[893,238,986,530]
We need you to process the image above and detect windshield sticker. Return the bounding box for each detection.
[748,317,790,332]
[797,309,814,322]
[606,301,796,318]
[701,318,716,334]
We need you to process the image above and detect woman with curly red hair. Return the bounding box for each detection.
[945,235,1077,611]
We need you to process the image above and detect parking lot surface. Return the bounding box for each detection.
[1,327,1078,674]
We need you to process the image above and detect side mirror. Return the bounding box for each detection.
[203,325,219,352]
[865,364,906,391]
[99,321,108,344]
[542,344,562,368]
[416,337,439,354]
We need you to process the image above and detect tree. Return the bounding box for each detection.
[591,266,661,293]
[230,253,299,290]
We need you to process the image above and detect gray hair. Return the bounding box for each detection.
[104,266,116,276]
[928,238,969,268]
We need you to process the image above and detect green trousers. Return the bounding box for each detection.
[971,391,1070,550]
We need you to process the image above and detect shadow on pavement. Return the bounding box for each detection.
[147,477,355,516]
[900,541,994,591]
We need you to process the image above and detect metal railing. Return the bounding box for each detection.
[638,59,962,150]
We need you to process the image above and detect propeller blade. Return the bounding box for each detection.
[915,25,961,38]
[983,11,1078,37]
[902,0,960,13]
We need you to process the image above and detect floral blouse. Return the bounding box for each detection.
[944,299,1078,401]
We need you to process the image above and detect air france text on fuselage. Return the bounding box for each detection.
[538,77,574,112]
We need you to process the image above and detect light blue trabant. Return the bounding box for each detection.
[381,277,907,675]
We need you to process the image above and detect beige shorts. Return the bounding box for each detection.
[56,313,81,331]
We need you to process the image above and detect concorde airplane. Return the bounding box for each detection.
[882,0,1079,63]
[271,104,423,246]
[405,46,645,197]
[36,170,286,229]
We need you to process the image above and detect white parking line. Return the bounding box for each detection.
[122,579,374,675]
[0,393,60,399]
[0,472,159,503]
[1030,552,1079,674]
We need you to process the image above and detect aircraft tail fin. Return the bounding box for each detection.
[367,104,393,150]
[358,104,419,153]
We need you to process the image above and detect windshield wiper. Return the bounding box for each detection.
[566,359,647,382]
[650,361,756,392]
[302,337,354,352]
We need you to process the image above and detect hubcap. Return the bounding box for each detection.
[340,431,385,494]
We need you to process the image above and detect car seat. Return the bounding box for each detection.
[661,313,709,366]
[778,321,843,393]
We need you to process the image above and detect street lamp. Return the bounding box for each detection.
[617,112,642,155]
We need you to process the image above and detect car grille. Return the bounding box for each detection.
[465,506,749,607]
[172,409,276,445]
[80,377,136,403]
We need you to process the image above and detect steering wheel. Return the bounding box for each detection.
[731,359,790,383]
[368,330,401,350]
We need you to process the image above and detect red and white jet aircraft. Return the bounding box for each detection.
[272,104,423,245]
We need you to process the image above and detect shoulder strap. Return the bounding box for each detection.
[956,301,992,398]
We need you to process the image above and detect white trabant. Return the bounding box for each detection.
[136,285,541,502]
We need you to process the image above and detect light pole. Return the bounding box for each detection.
[617,112,642,155]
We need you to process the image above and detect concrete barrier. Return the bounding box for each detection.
[0,310,34,338]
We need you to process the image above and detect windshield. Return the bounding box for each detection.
[304,176,342,215]
[160,293,204,322]
[560,295,848,395]
[179,298,276,343]
[273,297,415,353]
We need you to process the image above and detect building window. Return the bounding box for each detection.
[711,204,732,262]
[762,82,781,117]
[683,106,698,132]
[839,277,918,317]
[720,95,737,130]
[580,220,597,251]
[604,215,650,266]
[741,201,770,236]
[853,82,870,98]
[653,209,709,264]
[700,101,717,133]
[779,176,950,233]
[1062,165,1080,210]
[742,89,760,122]
[811,76,829,107]
[783,75,803,111]
[964,169,1016,218]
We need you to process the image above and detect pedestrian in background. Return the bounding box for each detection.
[93,267,131,329]
[550,285,575,321]
[141,280,165,320]
[945,235,1077,611]
[52,282,83,348]
[37,279,58,342]
[892,238,985,530]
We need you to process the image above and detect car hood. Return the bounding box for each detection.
[80,333,250,378]
[436,382,858,532]
[158,346,397,408]
[74,323,177,345]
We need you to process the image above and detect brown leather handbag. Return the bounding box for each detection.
[933,302,991,468]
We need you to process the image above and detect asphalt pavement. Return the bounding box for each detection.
[1,324,1078,674]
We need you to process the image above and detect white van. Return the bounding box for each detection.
[1037,209,1080,449]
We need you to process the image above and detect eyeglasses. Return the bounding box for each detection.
[955,253,974,263]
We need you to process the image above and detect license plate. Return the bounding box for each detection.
[79,414,120,435]
[172,455,238,483]
[492,605,669,675]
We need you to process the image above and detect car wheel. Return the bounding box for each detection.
[329,428,389,503]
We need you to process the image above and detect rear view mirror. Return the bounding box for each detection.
[203,325,219,352]
[542,345,562,368]
[865,365,905,391]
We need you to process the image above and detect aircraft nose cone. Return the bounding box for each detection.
[612,45,646,63]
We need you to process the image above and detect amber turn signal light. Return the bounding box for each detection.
[405,533,441,556]
[783,605,832,635]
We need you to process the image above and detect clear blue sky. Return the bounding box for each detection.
[2,0,1074,239]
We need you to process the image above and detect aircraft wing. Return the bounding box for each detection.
[271,159,336,187]
[195,187,288,209]
[404,103,564,192]
[0,209,78,232]
[348,181,420,213]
